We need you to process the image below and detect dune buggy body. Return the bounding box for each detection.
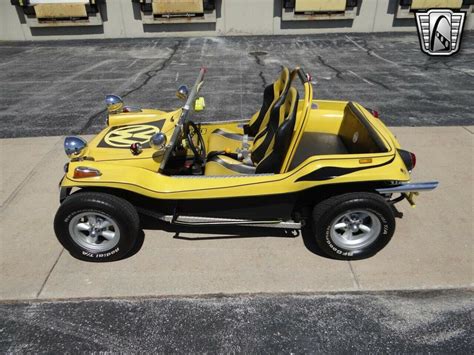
[55,67,437,261]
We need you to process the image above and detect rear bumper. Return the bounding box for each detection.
[376,181,439,193]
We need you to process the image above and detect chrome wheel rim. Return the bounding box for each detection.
[69,212,120,252]
[329,210,381,251]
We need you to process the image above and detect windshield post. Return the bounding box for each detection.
[158,67,207,174]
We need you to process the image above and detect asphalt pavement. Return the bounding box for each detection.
[1,289,472,353]
[0,31,473,138]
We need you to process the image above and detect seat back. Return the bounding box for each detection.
[254,87,299,174]
[250,82,289,164]
[246,67,290,136]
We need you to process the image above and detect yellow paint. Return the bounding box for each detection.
[62,149,408,200]
[404,192,419,207]
[207,129,246,153]
[194,97,206,111]
[410,0,462,9]
[60,72,416,202]
[34,4,87,18]
[152,0,203,14]
[281,80,313,173]
[295,0,347,12]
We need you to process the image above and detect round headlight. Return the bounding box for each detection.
[150,132,167,151]
[105,94,124,114]
[64,136,87,158]
[176,85,189,101]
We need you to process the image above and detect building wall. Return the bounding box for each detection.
[0,0,472,41]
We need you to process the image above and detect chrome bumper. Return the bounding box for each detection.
[376,181,439,194]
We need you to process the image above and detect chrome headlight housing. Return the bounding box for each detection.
[64,136,87,158]
[105,94,124,114]
[176,85,189,101]
[150,132,167,151]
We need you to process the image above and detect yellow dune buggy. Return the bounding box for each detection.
[54,67,438,262]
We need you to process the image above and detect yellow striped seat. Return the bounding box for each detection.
[207,67,290,153]
[205,87,299,176]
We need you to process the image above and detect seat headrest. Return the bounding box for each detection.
[284,87,298,116]
[275,67,290,94]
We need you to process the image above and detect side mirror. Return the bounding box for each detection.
[150,132,167,151]
[105,95,124,114]
[176,85,189,101]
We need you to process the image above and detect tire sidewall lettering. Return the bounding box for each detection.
[64,208,113,224]
[324,225,354,257]
[54,192,140,262]
[82,247,120,259]
[323,207,388,257]
[64,208,121,258]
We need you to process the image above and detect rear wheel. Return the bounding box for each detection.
[312,192,395,260]
[54,192,140,262]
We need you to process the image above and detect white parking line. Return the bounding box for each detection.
[345,35,400,67]
[347,70,375,86]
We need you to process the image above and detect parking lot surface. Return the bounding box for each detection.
[1,289,472,353]
[0,32,473,138]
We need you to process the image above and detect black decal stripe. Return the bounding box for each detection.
[97,119,165,148]
[66,153,395,195]
[248,83,275,135]
[295,156,395,182]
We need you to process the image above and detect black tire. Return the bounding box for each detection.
[54,192,140,262]
[312,192,395,260]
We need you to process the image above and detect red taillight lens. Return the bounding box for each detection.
[365,107,379,118]
[410,152,416,169]
[397,149,416,172]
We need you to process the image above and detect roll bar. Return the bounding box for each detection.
[280,66,314,173]
[295,67,310,84]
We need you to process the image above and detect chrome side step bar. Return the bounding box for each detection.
[171,215,301,229]
[137,208,301,229]
[376,181,439,193]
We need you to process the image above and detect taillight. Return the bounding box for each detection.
[366,107,379,118]
[397,149,416,172]
[73,167,102,178]
[410,152,416,169]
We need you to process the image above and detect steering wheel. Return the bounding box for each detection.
[183,120,206,164]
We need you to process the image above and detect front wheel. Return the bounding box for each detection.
[54,192,140,262]
[312,192,395,260]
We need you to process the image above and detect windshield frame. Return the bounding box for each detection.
[158,67,207,174]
